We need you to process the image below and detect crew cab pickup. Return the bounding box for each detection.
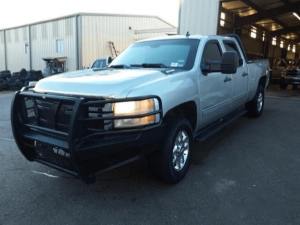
[11,34,270,184]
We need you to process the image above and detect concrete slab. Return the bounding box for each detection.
[0,90,300,225]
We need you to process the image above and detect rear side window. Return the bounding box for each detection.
[202,42,222,71]
[223,41,243,66]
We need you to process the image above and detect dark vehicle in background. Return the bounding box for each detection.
[280,59,300,89]
[271,58,297,82]
[91,58,107,69]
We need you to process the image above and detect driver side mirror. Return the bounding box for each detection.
[221,51,239,74]
[201,51,238,74]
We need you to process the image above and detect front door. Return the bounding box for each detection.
[199,40,233,129]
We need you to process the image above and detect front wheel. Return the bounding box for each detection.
[246,85,265,118]
[148,117,193,183]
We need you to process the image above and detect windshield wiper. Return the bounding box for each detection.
[130,64,167,68]
[109,64,131,69]
[141,63,167,68]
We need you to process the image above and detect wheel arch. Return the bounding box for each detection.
[258,75,268,89]
[163,101,197,132]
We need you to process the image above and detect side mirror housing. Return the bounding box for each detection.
[221,51,238,74]
[201,51,238,74]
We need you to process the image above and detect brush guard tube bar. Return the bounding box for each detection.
[11,89,164,184]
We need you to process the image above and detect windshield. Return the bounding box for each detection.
[291,59,300,66]
[110,39,200,70]
[274,59,299,67]
[92,59,106,69]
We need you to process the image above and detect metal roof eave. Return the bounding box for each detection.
[0,12,176,32]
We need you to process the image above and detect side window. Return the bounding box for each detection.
[202,42,222,71]
[223,42,242,66]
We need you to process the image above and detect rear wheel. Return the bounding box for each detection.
[148,117,193,183]
[246,85,264,118]
[292,84,298,89]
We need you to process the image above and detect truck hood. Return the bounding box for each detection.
[34,68,170,98]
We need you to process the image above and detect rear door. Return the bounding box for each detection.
[223,40,248,110]
[199,39,233,128]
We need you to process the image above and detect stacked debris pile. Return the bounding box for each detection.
[0,69,43,91]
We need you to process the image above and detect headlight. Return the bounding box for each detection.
[113,98,160,128]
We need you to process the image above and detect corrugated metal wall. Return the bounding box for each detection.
[80,15,174,68]
[0,31,5,71]
[31,17,76,72]
[178,0,220,35]
[1,14,176,73]
[4,27,30,73]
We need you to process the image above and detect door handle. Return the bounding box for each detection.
[224,77,232,82]
[242,72,248,77]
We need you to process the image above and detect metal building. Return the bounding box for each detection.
[0,13,177,73]
[178,0,300,60]
[178,0,220,35]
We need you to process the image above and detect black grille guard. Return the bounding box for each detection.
[11,87,163,184]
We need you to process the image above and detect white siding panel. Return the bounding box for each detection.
[0,31,5,71]
[31,17,76,72]
[5,27,30,73]
[179,0,220,35]
[81,15,174,68]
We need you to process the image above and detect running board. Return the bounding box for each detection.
[194,109,247,142]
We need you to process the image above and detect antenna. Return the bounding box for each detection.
[186,31,190,37]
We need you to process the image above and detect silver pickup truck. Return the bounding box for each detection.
[11,34,269,184]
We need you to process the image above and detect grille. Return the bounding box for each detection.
[23,97,75,133]
[286,70,299,77]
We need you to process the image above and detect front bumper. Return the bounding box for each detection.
[11,90,164,184]
[281,74,300,84]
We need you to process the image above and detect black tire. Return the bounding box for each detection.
[25,71,39,81]
[35,70,43,80]
[0,79,7,91]
[15,79,24,88]
[0,71,11,79]
[0,70,10,73]
[246,85,265,118]
[6,82,18,89]
[19,68,27,76]
[148,117,193,183]
[292,84,298,89]
[280,80,288,89]
[0,79,7,90]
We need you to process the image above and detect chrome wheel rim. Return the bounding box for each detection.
[172,130,189,171]
[257,92,263,112]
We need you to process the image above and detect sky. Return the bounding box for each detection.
[0,0,180,29]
